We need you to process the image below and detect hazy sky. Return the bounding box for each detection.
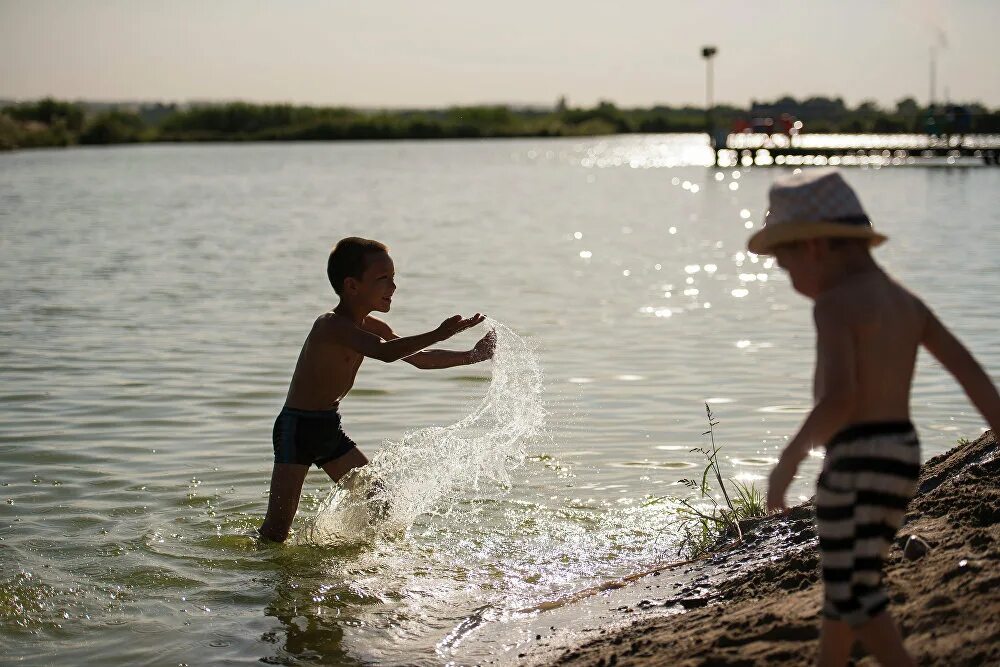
[2,0,997,109]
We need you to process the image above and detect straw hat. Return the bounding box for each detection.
[747,169,887,255]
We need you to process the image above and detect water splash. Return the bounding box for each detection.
[300,319,544,545]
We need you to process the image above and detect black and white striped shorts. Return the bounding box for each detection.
[815,421,920,628]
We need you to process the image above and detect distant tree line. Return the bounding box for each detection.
[2,96,999,151]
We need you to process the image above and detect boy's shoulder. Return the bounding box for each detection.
[311,311,392,338]
[814,270,927,322]
[309,311,357,341]
[312,310,341,330]
[359,315,393,339]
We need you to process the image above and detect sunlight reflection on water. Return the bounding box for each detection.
[1,137,997,665]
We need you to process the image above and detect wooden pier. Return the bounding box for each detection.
[712,133,1000,168]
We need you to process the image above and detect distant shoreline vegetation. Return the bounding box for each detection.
[2,97,999,151]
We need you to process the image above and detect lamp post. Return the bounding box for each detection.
[929,47,936,109]
[701,46,718,149]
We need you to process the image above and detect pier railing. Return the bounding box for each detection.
[715,133,1000,168]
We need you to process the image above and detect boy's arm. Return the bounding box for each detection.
[362,316,495,369]
[921,305,1000,433]
[330,313,485,363]
[408,329,496,368]
[768,300,858,511]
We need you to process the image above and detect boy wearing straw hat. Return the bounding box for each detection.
[751,169,1000,666]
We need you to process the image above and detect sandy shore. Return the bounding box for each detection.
[524,430,999,667]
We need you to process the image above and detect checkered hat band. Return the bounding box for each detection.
[829,214,871,227]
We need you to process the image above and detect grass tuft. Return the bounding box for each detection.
[674,404,767,559]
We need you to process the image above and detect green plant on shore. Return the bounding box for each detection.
[675,404,767,559]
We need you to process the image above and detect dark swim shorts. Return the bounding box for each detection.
[272,406,359,467]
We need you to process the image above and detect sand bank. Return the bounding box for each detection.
[523,430,998,666]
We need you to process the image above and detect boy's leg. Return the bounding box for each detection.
[840,430,918,666]
[320,447,369,484]
[259,463,309,542]
[321,448,390,520]
[853,611,916,667]
[817,618,853,667]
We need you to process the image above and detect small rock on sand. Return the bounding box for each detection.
[903,534,931,560]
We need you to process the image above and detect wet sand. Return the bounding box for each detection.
[525,430,999,666]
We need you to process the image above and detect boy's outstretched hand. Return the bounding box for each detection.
[436,313,486,340]
[471,329,497,361]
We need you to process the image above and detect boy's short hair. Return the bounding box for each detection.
[327,237,388,295]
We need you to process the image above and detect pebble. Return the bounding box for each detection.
[677,597,708,609]
[903,534,931,560]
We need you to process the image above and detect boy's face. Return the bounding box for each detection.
[772,242,824,299]
[347,251,396,313]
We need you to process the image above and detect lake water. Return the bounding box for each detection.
[2,136,998,665]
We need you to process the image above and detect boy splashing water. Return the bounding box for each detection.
[750,170,1000,666]
[259,237,495,543]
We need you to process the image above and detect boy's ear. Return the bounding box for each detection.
[343,276,359,294]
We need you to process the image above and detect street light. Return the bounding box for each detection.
[701,46,718,148]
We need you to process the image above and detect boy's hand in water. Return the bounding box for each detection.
[471,329,497,362]
[436,313,486,340]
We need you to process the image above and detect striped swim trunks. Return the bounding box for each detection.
[815,421,920,628]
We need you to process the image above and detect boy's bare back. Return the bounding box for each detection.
[814,262,999,434]
[813,268,926,425]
